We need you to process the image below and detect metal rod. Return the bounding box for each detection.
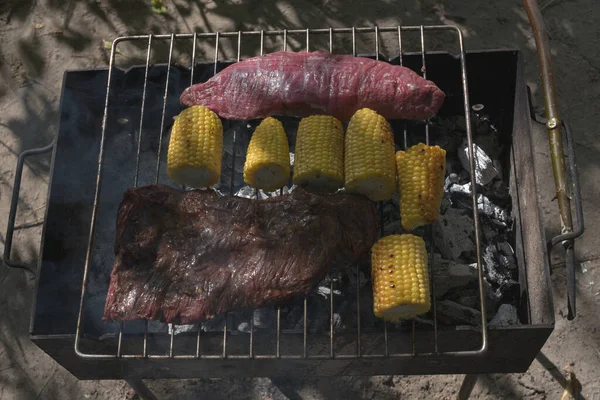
[352,27,356,56]
[190,32,197,85]
[223,316,228,358]
[303,30,310,360]
[398,26,408,155]
[3,141,54,272]
[74,37,120,358]
[273,28,285,360]
[143,320,148,357]
[260,30,264,56]
[107,25,462,42]
[330,273,335,358]
[327,27,335,359]
[456,27,488,352]
[303,298,308,358]
[134,35,152,188]
[411,320,416,355]
[523,0,574,243]
[213,32,220,75]
[356,263,361,357]
[154,33,175,184]
[550,127,584,247]
[383,321,389,357]
[169,324,174,357]
[420,25,438,353]
[196,324,201,358]
[374,25,379,60]
[276,307,281,358]
[306,29,310,51]
[212,31,231,359]
[249,25,256,354]
[117,322,123,357]
[397,25,403,66]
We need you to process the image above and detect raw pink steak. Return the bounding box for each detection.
[180,51,445,121]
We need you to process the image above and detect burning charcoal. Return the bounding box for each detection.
[237,321,250,333]
[253,308,277,330]
[444,172,459,190]
[332,313,343,330]
[483,244,510,284]
[384,220,402,236]
[432,254,478,297]
[316,285,342,298]
[211,187,226,197]
[414,317,434,326]
[448,181,472,196]
[498,242,517,270]
[257,181,296,199]
[147,320,167,334]
[457,294,479,310]
[436,300,482,326]
[346,266,369,290]
[480,245,520,309]
[307,298,330,332]
[481,219,501,243]
[490,304,519,325]
[201,315,226,332]
[433,208,475,262]
[169,324,196,335]
[477,194,509,226]
[458,140,499,186]
[235,185,257,199]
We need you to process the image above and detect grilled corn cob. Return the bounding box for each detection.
[244,117,290,191]
[371,234,431,321]
[293,115,344,192]
[395,143,446,230]
[344,108,396,201]
[167,105,223,188]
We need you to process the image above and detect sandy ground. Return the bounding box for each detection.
[1,0,600,399]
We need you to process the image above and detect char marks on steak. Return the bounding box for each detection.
[180,51,445,121]
[103,185,378,323]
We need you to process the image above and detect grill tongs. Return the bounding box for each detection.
[524,0,584,320]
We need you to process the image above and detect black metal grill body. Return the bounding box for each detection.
[29,46,553,379]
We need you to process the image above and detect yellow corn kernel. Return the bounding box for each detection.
[244,117,290,191]
[344,108,396,201]
[371,234,431,321]
[167,105,223,188]
[396,143,446,230]
[293,115,344,193]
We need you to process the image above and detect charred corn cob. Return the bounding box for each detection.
[167,105,223,188]
[244,117,290,191]
[395,143,446,230]
[371,234,431,321]
[344,108,396,201]
[293,115,344,192]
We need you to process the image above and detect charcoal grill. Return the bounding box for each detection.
[3,19,584,400]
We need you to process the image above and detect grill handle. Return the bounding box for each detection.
[3,142,55,274]
[548,121,584,320]
[524,0,585,320]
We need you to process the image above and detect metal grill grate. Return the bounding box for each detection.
[74,25,488,361]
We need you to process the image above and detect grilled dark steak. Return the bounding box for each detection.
[103,185,378,323]
[180,51,445,121]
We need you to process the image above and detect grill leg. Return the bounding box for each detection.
[125,379,158,400]
[457,374,479,400]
